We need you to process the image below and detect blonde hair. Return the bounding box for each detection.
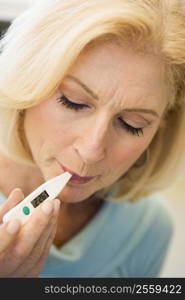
[0,0,185,202]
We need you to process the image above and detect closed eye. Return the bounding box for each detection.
[57,94,144,137]
[57,94,88,110]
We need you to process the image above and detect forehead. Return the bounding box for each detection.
[66,41,169,113]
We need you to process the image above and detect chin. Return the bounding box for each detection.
[57,186,94,203]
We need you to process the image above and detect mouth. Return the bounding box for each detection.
[59,163,98,184]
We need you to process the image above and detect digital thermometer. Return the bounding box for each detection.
[3,172,72,225]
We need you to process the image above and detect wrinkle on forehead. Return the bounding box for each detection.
[68,41,169,114]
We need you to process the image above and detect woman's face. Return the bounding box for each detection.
[24,41,169,203]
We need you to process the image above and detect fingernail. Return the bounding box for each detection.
[14,187,22,192]
[9,188,21,198]
[42,200,54,216]
[54,199,61,216]
[7,219,20,234]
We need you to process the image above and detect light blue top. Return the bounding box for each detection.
[0,190,173,277]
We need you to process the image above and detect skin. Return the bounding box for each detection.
[24,41,168,203]
[0,41,170,276]
[0,189,60,277]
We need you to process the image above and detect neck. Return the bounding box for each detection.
[0,152,44,198]
[53,197,104,248]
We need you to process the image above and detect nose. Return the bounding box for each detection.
[74,117,110,164]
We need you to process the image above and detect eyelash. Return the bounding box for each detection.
[57,95,144,137]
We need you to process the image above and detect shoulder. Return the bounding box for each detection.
[110,193,174,277]
[106,193,174,258]
[81,193,174,277]
[96,193,174,257]
[139,193,174,239]
[132,193,174,248]
[107,192,174,236]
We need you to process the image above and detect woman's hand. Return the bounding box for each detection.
[0,188,60,277]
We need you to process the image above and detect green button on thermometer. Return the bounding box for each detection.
[2,172,72,225]
[23,206,30,215]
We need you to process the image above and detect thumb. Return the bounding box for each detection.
[0,188,25,223]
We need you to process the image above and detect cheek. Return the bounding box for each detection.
[24,98,77,155]
[109,138,150,170]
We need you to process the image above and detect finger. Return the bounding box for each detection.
[6,198,56,267]
[12,199,60,277]
[0,188,24,223]
[26,224,58,277]
[0,219,21,253]
[28,198,60,262]
[30,200,61,277]
[25,218,59,278]
[0,198,57,275]
[0,219,22,277]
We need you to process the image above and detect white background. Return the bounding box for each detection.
[0,0,33,20]
[0,0,185,278]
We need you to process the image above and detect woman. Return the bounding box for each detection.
[0,0,184,278]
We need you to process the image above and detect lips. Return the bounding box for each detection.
[60,164,97,184]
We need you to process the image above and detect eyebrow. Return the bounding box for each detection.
[67,75,99,100]
[66,75,160,118]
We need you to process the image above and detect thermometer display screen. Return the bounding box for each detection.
[31,190,49,208]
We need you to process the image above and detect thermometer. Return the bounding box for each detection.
[3,172,72,225]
